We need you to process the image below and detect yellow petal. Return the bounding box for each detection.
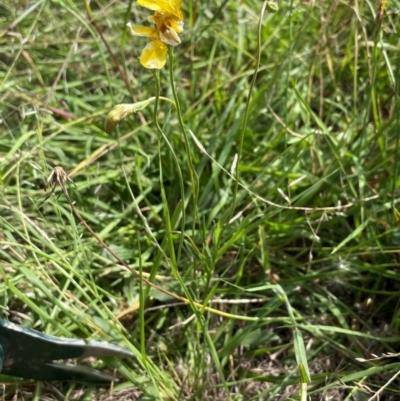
[127,23,159,39]
[137,0,183,20]
[139,40,168,69]
[148,12,182,45]
[168,16,184,33]
[149,12,184,33]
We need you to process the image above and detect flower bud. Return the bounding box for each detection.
[267,1,279,13]
[104,99,154,133]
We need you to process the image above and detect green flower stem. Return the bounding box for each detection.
[137,232,146,364]
[148,96,176,107]
[168,46,199,230]
[152,69,185,269]
[229,1,268,220]
[152,59,202,321]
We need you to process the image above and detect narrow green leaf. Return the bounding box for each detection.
[293,329,311,383]
[331,219,369,254]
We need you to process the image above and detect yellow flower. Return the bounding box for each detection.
[137,0,183,20]
[128,0,183,69]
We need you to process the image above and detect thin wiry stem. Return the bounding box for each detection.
[168,46,200,232]
[229,2,268,221]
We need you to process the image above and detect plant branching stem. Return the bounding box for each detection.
[55,169,289,323]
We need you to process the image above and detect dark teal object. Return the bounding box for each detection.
[0,318,132,382]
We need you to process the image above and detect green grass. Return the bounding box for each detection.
[1,0,400,400]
